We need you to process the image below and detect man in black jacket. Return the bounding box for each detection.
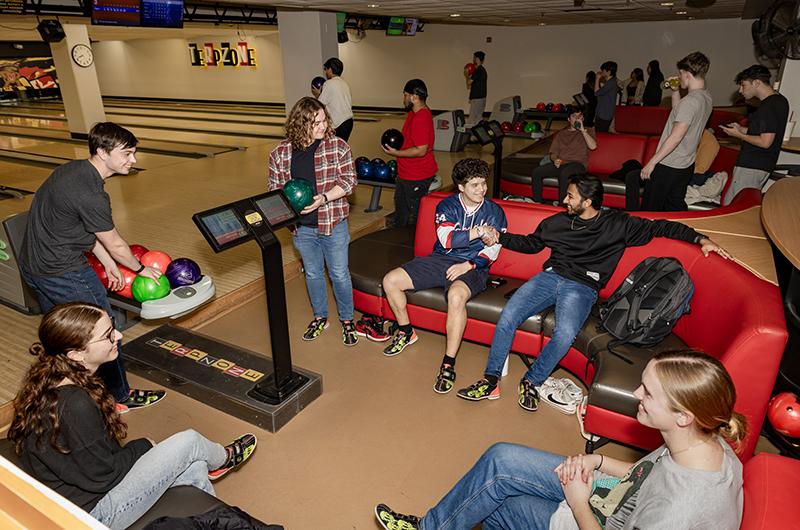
[456,174,730,411]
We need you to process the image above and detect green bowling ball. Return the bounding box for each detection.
[530,121,542,133]
[387,159,397,179]
[131,274,171,302]
[523,122,535,134]
[283,178,315,211]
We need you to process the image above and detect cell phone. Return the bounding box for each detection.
[488,277,507,288]
[574,122,582,130]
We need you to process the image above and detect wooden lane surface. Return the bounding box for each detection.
[781,137,800,154]
[761,177,800,270]
[0,141,191,171]
[0,124,238,157]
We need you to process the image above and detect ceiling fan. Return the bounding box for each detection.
[752,0,800,60]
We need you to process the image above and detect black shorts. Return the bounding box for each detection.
[400,254,488,299]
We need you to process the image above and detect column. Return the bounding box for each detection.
[276,11,339,112]
[49,24,106,139]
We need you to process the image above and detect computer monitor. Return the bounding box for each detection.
[193,206,252,253]
[471,120,505,146]
[92,0,142,26]
[251,190,300,231]
[141,0,183,28]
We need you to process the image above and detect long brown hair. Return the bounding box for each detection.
[652,350,748,451]
[8,303,127,455]
[285,96,335,149]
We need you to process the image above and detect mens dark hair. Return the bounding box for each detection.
[323,57,344,76]
[403,78,428,101]
[473,51,485,62]
[452,158,489,187]
[601,61,618,77]
[88,122,138,156]
[735,64,771,85]
[677,51,710,79]
[568,174,604,209]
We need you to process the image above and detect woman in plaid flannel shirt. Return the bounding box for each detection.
[268,97,359,345]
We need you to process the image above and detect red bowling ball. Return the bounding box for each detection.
[85,252,109,289]
[464,63,476,76]
[768,392,800,438]
[500,121,512,132]
[140,250,172,272]
[117,265,137,299]
[512,122,525,134]
[536,102,546,111]
[130,244,149,261]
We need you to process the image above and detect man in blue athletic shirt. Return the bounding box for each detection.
[380,158,507,394]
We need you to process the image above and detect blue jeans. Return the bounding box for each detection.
[485,271,597,386]
[21,265,130,402]
[90,429,227,530]
[421,443,566,530]
[293,220,354,321]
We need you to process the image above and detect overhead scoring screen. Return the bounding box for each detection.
[92,0,141,26]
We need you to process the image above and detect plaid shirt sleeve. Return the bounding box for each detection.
[314,136,356,235]
[267,141,292,191]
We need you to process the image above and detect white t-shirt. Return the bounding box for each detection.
[657,89,713,169]
[318,76,353,128]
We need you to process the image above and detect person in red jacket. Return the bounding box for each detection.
[383,78,439,227]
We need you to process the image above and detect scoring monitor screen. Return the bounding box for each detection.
[198,208,249,248]
[253,192,298,229]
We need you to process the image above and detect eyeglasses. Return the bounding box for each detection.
[89,316,117,344]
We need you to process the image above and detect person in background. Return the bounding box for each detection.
[622,67,645,106]
[643,59,665,106]
[383,79,439,228]
[594,61,618,132]
[581,71,597,127]
[639,52,713,211]
[314,57,354,142]
[466,51,488,127]
[375,350,746,530]
[268,97,358,345]
[9,303,258,530]
[531,108,597,204]
[720,64,790,205]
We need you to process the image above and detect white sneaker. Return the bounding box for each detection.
[558,377,583,401]
[540,383,579,415]
[576,396,601,443]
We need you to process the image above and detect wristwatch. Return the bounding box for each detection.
[694,234,708,244]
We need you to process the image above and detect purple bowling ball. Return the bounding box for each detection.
[165,258,202,288]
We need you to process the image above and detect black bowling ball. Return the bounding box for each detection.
[381,128,404,150]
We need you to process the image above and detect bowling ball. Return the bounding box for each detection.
[387,159,397,179]
[464,63,476,76]
[553,103,564,113]
[536,102,546,111]
[282,178,315,211]
[530,121,542,133]
[132,274,171,302]
[358,160,374,179]
[165,257,202,287]
[374,164,392,182]
[500,121,512,132]
[117,265,137,299]
[381,128,404,150]
[85,253,109,289]
[129,244,149,261]
[545,103,554,112]
[371,157,386,167]
[311,76,325,90]
[512,122,525,134]
[140,250,172,272]
[768,392,800,438]
[523,122,535,134]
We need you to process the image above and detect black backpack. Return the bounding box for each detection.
[599,257,694,356]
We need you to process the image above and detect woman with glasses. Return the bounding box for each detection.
[8,302,258,530]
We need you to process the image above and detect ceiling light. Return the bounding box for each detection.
[675,10,687,14]
[660,2,674,5]
[449,13,460,17]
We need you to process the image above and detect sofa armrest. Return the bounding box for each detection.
[741,453,800,530]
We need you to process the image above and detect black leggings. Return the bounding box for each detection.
[335,119,354,142]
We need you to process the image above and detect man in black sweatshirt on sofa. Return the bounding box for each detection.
[456,174,730,411]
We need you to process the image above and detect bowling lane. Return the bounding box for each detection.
[0,139,188,170]
[0,159,53,190]
[0,125,238,158]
